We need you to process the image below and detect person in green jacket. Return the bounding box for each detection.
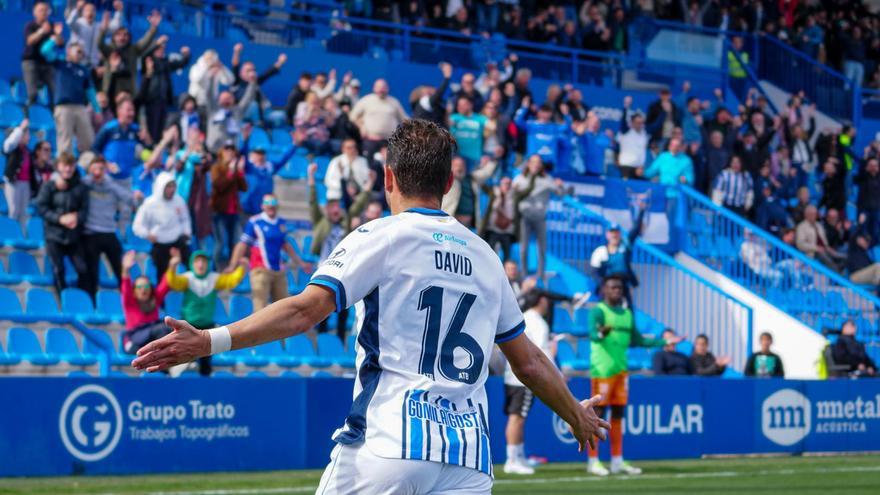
[586,275,681,477]
[166,248,246,376]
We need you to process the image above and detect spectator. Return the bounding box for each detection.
[700,129,735,195]
[21,2,55,108]
[230,43,286,124]
[788,186,811,225]
[210,143,248,268]
[855,157,880,242]
[754,183,792,236]
[842,26,867,86]
[823,208,850,253]
[139,40,192,143]
[324,138,371,202]
[726,36,749,99]
[171,94,200,142]
[441,156,497,228]
[65,0,123,69]
[575,113,612,176]
[307,162,373,339]
[40,28,97,155]
[35,152,89,296]
[2,120,40,229]
[589,204,646,308]
[205,81,256,153]
[349,79,409,159]
[410,62,452,126]
[796,204,845,272]
[334,72,361,106]
[643,138,694,212]
[453,71,485,112]
[513,99,572,171]
[229,194,311,311]
[120,250,171,355]
[481,176,517,261]
[98,10,161,105]
[513,155,564,280]
[310,70,337,100]
[449,96,488,169]
[166,248,246,376]
[847,228,880,286]
[711,155,754,217]
[617,98,649,179]
[819,159,847,214]
[92,97,142,229]
[81,155,137,299]
[744,332,785,378]
[645,88,681,144]
[833,320,877,377]
[294,93,332,155]
[690,334,731,376]
[652,329,693,375]
[239,125,303,217]
[285,72,313,125]
[132,171,192,278]
[481,100,509,163]
[187,49,234,111]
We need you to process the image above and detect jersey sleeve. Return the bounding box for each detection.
[495,277,525,344]
[240,219,256,246]
[307,224,388,313]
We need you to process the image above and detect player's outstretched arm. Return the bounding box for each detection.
[499,334,610,452]
[132,285,336,372]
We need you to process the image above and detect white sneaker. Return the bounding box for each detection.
[587,461,610,477]
[611,461,642,475]
[503,460,535,475]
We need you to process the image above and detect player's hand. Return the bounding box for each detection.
[132,316,211,372]
[571,395,611,452]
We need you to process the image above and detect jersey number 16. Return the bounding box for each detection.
[417,286,484,385]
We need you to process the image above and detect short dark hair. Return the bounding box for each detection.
[759,332,773,342]
[695,333,709,343]
[386,119,456,201]
[602,274,625,286]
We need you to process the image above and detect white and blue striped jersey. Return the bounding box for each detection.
[308,207,525,477]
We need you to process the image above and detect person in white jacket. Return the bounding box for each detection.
[133,172,192,278]
[187,49,234,109]
[324,138,371,201]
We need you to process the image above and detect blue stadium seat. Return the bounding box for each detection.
[230,295,252,321]
[82,330,131,367]
[552,306,577,334]
[232,272,251,294]
[25,217,44,248]
[144,258,158,284]
[0,217,39,249]
[108,370,130,378]
[266,110,288,128]
[27,104,54,131]
[9,251,52,286]
[7,327,59,366]
[253,340,300,368]
[278,155,309,180]
[287,335,330,368]
[628,348,652,370]
[676,340,694,356]
[317,333,355,368]
[0,338,21,365]
[212,370,236,378]
[96,290,125,324]
[280,370,301,378]
[547,275,569,295]
[10,80,27,104]
[98,262,118,289]
[247,127,271,150]
[0,287,29,322]
[0,101,24,128]
[232,347,271,368]
[0,79,11,102]
[214,298,230,325]
[0,259,22,285]
[163,291,182,319]
[67,370,92,377]
[45,327,98,366]
[313,155,331,180]
[62,288,111,325]
[556,340,587,371]
[123,225,152,253]
[311,370,335,378]
[247,370,268,378]
[26,288,68,323]
[271,128,292,149]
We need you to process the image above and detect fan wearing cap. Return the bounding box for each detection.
[230,194,312,311]
[165,247,246,375]
[589,200,646,309]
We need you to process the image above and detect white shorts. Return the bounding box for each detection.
[315,442,493,495]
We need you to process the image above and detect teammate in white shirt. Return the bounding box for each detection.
[132,120,609,495]
[503,290,557,475]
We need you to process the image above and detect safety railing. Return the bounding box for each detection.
[678,185,880,342]
[547,196,753,371]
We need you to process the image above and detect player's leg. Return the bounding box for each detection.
[587,377,610,476]
[503,385,534,474]
[609,373,641,475]
[315,443,440,495]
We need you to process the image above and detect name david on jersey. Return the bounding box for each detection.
[434,251,472,276]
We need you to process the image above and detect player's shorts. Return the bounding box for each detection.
[590,372,628,407]
[504,385,534,418]
[316,442,493,495]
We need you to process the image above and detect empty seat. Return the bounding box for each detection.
[628,348,652,370]
[278,155,309,180]
[212,370,236,378]
[96,290,125,324]
[556,340,586,371]
[552,306,577,334]
[26,288,68,323]
[311,370,334,378]
[25,217,43,246]
[82,329,131,366]
[98,262,119,289]
[247,370,268,378]
[9,251,52,286]
[317,333,355,368]
[0,217,39,249]
[247,126,271,150]
[7,327,59,366]
[67,370,92,377]
[232,272,251,294]
[45,327,98,366]
[0,287,28,322]
[27,104,54,130]
[280,370,301,378]
[62,288,110,325]
[164,291,182,319]
[0,338,21,365]
[213,298,230,325]
[0,101,24,128]
[271,128,292,149]
[253,340,300,368]
[0,259,22,285]
[230,295,252,321]
[287,335,330,368]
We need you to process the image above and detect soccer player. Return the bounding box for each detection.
[132,119,609,494]
[503,289,556,475]
[586,275,681,477]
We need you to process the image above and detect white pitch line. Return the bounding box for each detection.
[91,464,880,495]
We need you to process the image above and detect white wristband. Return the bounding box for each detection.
[207,326,232,355]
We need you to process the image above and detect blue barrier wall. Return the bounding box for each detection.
[2,376,879,476]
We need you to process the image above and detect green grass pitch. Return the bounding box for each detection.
[1,455,879,494]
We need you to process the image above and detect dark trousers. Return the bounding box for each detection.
[484,231,516,262]
[46,240,88,296]
[319,307,350,342]
[212,213,240,269]
[144,102,168,144]
[151,237,191,282]
[83,232,123,299]
[21,60,54,108]
[861,208,880,247]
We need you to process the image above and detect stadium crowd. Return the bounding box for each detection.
[2,0,878,384]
